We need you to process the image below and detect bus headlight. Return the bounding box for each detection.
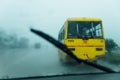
[69,48,75,51]
[96,48,103,51]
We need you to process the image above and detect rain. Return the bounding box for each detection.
[0,0,120,79]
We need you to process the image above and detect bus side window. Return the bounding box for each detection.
[63,30,65,39]
[60,33,62,40]
[61,30,64,40]
[58,34,61,40]
[58,34,60,40]
[59,33,61,40]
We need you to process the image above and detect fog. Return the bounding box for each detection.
[0,0,120,79]
[0,0,120,44]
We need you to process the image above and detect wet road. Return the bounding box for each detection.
[0,46,118,79]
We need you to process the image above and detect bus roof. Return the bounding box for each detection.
[67,17,102,21]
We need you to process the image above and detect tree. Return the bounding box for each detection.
[4,34,18,48]
[0,30,30,49]
[105,38,118,53]
[34,43,41,49]
[18,37,29,48]
[0,30,8,48]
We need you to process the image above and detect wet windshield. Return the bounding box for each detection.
[0,0,120,79]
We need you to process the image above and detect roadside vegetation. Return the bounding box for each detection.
[105,38,119,53]
[105,38,120,63]
[0,30,41,49]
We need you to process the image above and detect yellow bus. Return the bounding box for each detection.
[58,17,105,62]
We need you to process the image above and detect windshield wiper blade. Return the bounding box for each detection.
[30,28,116,73]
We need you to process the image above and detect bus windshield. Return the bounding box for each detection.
[68,21,103,39]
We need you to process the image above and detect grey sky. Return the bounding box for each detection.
[0,0,120,44]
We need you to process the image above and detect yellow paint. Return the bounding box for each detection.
[65,39,105,60]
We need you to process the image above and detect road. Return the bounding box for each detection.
[0,46,119,79]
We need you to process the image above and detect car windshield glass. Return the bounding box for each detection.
[0,0,120,79]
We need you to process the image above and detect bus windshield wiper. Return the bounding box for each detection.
[30,28,116,73]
